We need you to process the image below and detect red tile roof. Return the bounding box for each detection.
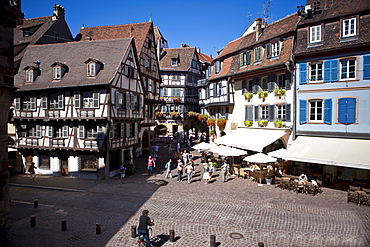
[198,53,213,64]
[159,47,197,72]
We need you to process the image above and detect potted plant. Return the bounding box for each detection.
[206,118,216,127]
[169,111,180,118]
[243,92,253,99]
[216,118,227,130]
[274,88,286,96]
[155,111,165,118]
[244,120,253,127]
[198,114,208,121]
[274,119,284,128]
[172,97,180,103]
[187,111,199,118]
[257,90,268,98]
[258,119,268,127]
[209,129,215,136]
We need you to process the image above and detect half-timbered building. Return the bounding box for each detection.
[76,22,162,154]
[13,38,144,179]
[284,0,370,187]
[157,45,203,138]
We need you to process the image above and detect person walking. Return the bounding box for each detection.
[185,162,193,184]
[137,210,154,247]
[176,161,183,182]
[147,155,156,176]
[203,163,210,184]
[176,142,181,153]
[182,149,189,165]
[164,159,172,178]
[28,162,37,181]
[153,144,159,154]
[119,164,127,184]
[220,161,230,182]
[208,159,214,179]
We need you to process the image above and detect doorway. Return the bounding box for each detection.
[60,155,68,176]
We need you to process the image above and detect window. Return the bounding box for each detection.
[309,100,323,122]
[39,154,50,169]
[215,61,221,74]
[261,77,268,90]
[240,51,251,67]
[74,93,81,108]
[53,66,61,79]
[340,58,356,79]
[171,58,178,66]
[15,97,20,110]
[48,126,53,138]
[116,92,125,109]
[338,97,357,124]
[78,124,85,139]
[310,25,322,43]
[28,125,41,138]
[343,18,356,37]
[146,58,152,69]
[171,74,180,82]
[172,88,180,97]
[277,74,285,88]
[261,105,268,119]
[80,155,97,171]
[49,94,64,109]
[23,96,36,111]
[163,88,168,96]
[277,105,286,119]
[87,63,96,76]
[191,60,198,69]
[310,63,323,82]
[55,125,68,138]
[83,92,99,108]
[254,47,262,62]
[26,70,33,82]
[271,42,280,57]
[41,96,48,109]
[87,126,97,139]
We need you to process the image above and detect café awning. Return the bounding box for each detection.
[214,128,290,152]
[282,136,370,170]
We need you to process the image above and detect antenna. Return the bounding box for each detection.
[247,12,252,24]
[262,0,273,24]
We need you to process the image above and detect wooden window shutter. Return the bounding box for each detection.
[254,106,259,121]
[299,100,307,124]
[268,105,275,121]
[324,99,332,125]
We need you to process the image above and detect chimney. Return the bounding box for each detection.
[255,18,263,40]
[52,4,65,21]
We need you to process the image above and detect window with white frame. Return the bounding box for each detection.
[261,105,268,119]
[26,70,33,82]
[171,58,178,66]
[254,47,262,62]
[171,74,180,82]
[271,42,280,57]
[55,125,68,138]
[343,18,356,37]
[53,66,61,79]
[277,105,286,119]
[83,92,100,108]
[74,93,81,108]
[310,25,322,43]
[78,124,85,139]
[172,88,180,97]
[261,77,268,90]
[87,63,96,76]
[15,97,21,110]
[215,61,222,74]
[28,125,41,138]
[41,96,48,109]
[309,99,323,122]
[340,58,356,79]
[49,94,64,109]
[310,62,323,82]
[22,96,36,111]
[277,74,285,88]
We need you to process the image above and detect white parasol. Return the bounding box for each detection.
[243,153,277,186]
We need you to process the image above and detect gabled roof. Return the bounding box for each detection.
[153,26,167,44]
[76,22,153,55]
[198,53,213,64]
[159,47,197,71]
[14,16,53,46]
[15,38,133,91]
[299,0,370,25]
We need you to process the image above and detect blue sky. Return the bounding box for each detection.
[22,0,303,57]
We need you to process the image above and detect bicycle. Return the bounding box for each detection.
[137,227,152,247]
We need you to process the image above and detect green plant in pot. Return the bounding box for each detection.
[257,90,268,98]
[243,92,253,99]
[274,88,286,96]
[258,119,268,127]
[274,119,284,128]
[244,120,253,127]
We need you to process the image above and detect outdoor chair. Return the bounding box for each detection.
[359,188,370,206]
[347,185,361,204]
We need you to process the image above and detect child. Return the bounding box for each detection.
[119,164,127,184]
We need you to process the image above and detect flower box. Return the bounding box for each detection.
[244,120,253,127]
[257,90,268,98]
[244,92,253,99]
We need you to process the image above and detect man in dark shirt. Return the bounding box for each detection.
[137,210,154,247]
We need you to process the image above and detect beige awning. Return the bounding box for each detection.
[214,128,290,152]
[282,136,370,170]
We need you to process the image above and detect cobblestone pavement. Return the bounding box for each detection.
[3,141,370,247]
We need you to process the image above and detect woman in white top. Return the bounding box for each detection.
[203,163,210,184]
[185,162,193,184]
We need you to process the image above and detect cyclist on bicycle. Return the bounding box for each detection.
[137,209,154,247]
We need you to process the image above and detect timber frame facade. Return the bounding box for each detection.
[12,38,144,179]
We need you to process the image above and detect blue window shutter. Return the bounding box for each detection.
[299,100,307,124]
[331,60,338,82]
[299,63,307,84]
[324,60,331,82]
[324,99,332,124]
[363,55,370,79]
[338,98,347,123]
[347,98,356,123]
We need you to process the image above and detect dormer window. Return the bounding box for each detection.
[271,42,280,57]
[87,63,96,77]
[53,66,61,79]
[84,58,103,77]
[343,18,356,37]
[171,58,178,66]
[254,47,263,62]
[51,62,68,80]
[310,25,322,43]
[26,70,34,82]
